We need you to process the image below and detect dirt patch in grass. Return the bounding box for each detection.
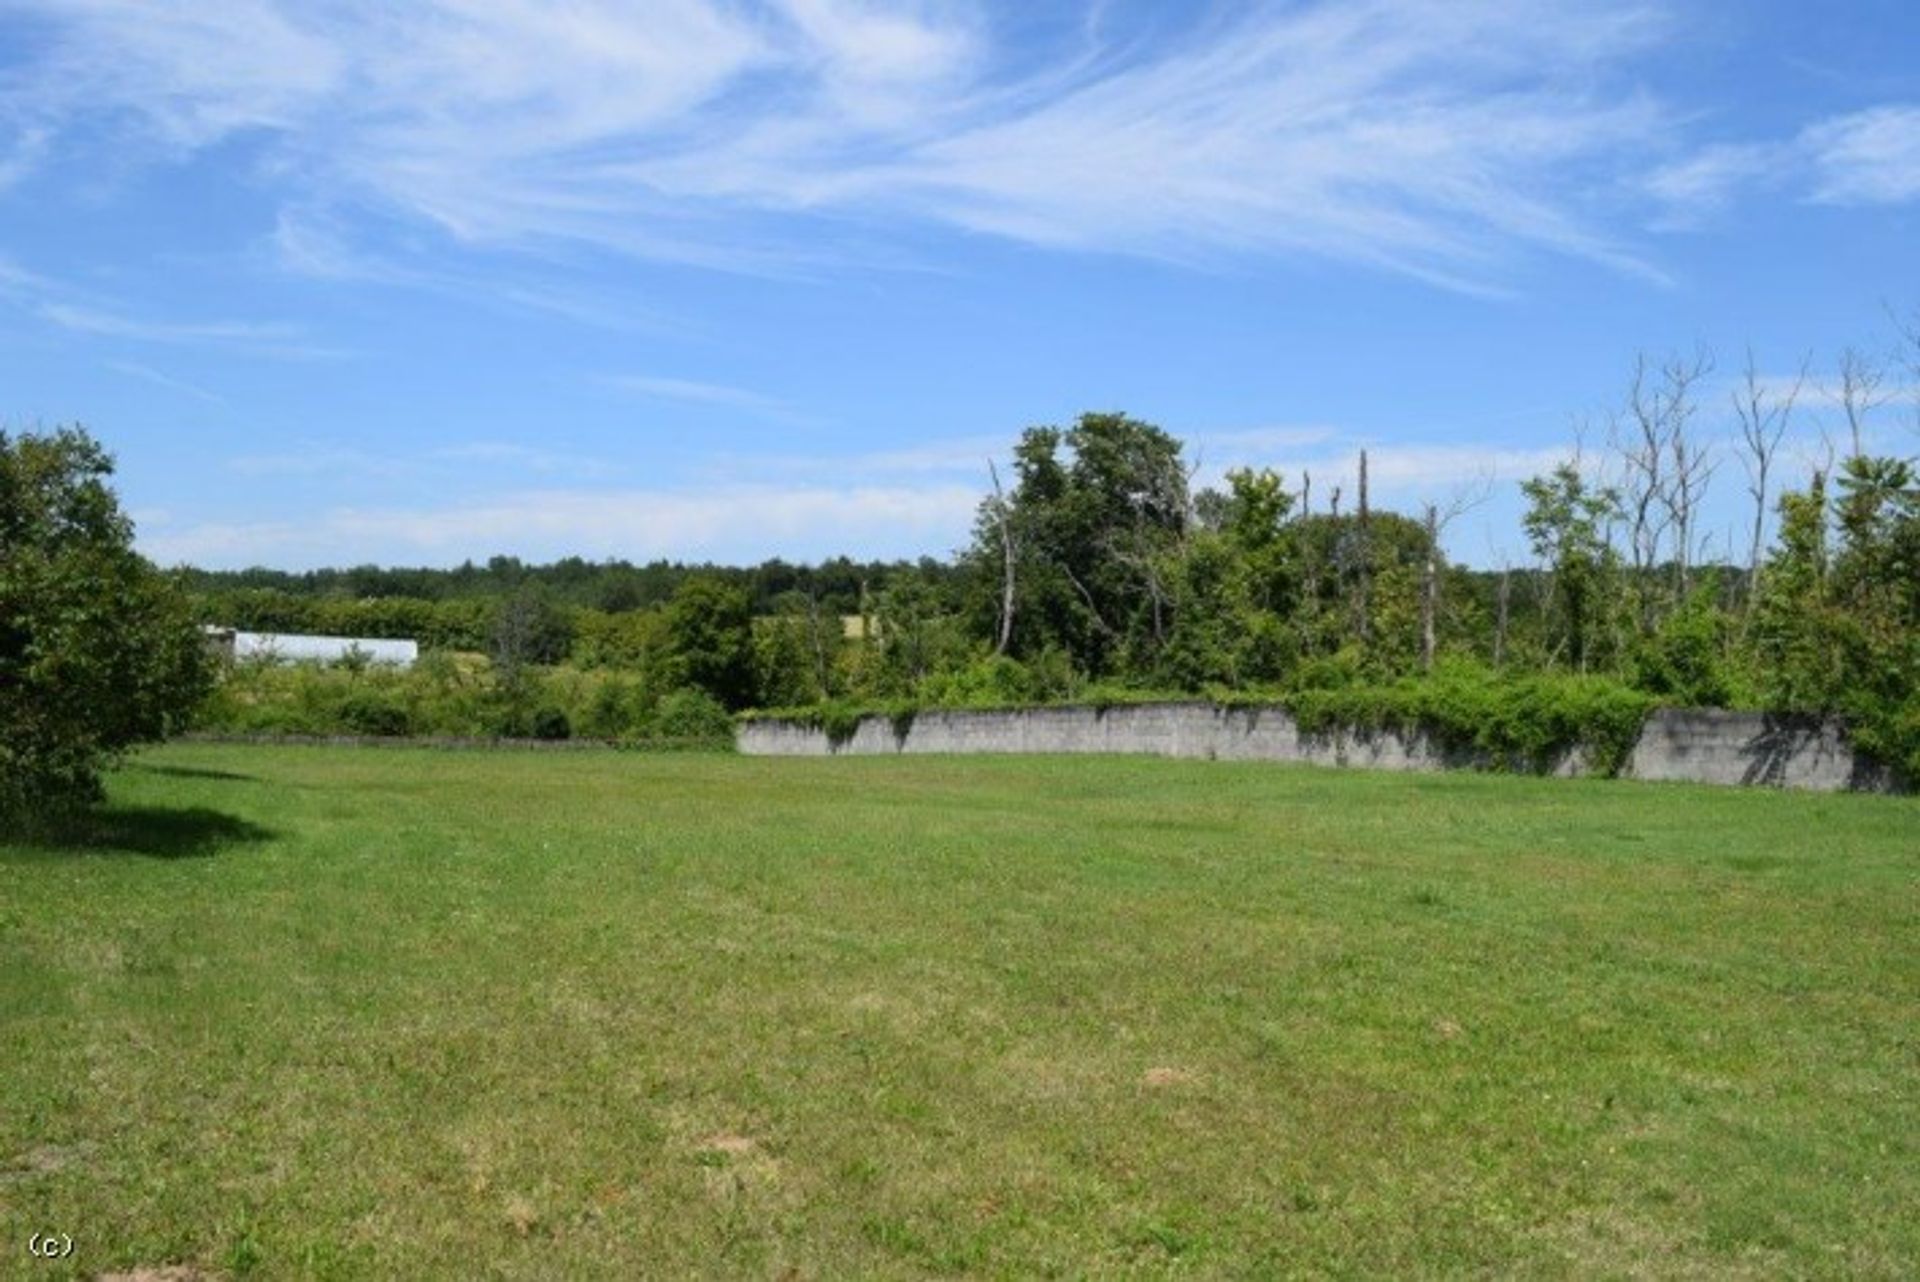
[503,1196,541,1238]
[1142,1066,1197,1088]
[699,1133,758,1156]
[0,1142,91,1183]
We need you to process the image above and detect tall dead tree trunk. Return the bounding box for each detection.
[1355,450,1372,646]
[987,459,1016,656]
[1837,346,1891,460]
[1617,346,1713,625]
[806,590,832,697]
[1494,563,1511,669]
[1732,348,1804,621]
[1420,502,1438,673]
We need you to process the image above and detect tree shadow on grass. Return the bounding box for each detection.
[18,806,278,859]
[131,763,260,783]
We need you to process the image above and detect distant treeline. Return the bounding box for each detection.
[182,555,960,616]
[186,327,1919,777]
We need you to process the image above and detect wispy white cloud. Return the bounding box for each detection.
[700,432,1011,483]
[43,303,286,346]
[139,481,983,569]
[1202,440,1572,503]
[228,439,622,481]
[0,125,50,189]
[1648,103,1920,224]
[1189,425,1342,456]
[268,205,666,331]
[428,441,621,478]
[43,302,348,359]
[601,372,797,417]
[226,446,409,480]
[3,0,1677,291]
[1804,105,1920,205]
[1643,143,1777,227]
[104,359,226,405]
[0,252,345,357]
[0,253,57,294]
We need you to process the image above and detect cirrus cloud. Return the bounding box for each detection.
[4,0,1674,291]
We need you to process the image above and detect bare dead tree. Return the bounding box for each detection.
[1114,543,1172,646]
[1732,348,1806,617]
[986,459,1016,656]
[805,589,833,696]
[1614,346,1714,622]
[1418,477,1492,672]
[1663,372,1717,603]
[1355,449,1371,645]
[1494,560,1512,669]
[1892,304,1920,438]
[1836,345,1892,459]
[1119,446,1196,650]
[1062,564,1117,638]
[1615,362,1668,612]
[1717,528,1741,614]
[1421,504,1439,672]
[1300,469,1312,517]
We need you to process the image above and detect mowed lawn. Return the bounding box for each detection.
[2,746,1915,1280]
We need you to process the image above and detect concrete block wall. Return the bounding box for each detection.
[737,703,1903,792]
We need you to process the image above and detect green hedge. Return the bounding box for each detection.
[198,658,734,749]
[1284,668,1655,776]
[745,665,1658,776]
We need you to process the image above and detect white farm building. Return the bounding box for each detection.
[204,627,419,668]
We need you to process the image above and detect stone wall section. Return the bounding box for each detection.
[737,704,1901,792]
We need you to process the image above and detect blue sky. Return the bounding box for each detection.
[0,0,1915,570]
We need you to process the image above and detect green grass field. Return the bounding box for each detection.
[3,745,1916,1279]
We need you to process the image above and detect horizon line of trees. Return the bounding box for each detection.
[186,319,1916,773]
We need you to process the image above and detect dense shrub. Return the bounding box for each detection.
[665,577,756,709]
[651,688,733,743]
[336,690,412,738]
[199,657,733,748]
[1287,663,1654,775]
[916,653,1038,706]
[530,706,572,741]
[1630,600,1735,708]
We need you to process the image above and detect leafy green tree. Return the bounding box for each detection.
[664,576,756,709]
[1751,473,1849,710]
[1521,463,1621,673]
[752,604,826,708]
[845,573,964,699]
[1163,469,1301,688]
[1630,595,1734,707]
[1,427,212,823]
[1289,510,1432,666]
[491,585,574,674]
[968,412,1191,674]
[1831,454,1919,635]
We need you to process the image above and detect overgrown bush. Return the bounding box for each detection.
[198,655,736,748]
[337,689,412,738]
[529,706,572,741]
[651,688,733,743]
[1630,599,1735,708]
[1,428,212,824]
[1285,662,1654,775]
